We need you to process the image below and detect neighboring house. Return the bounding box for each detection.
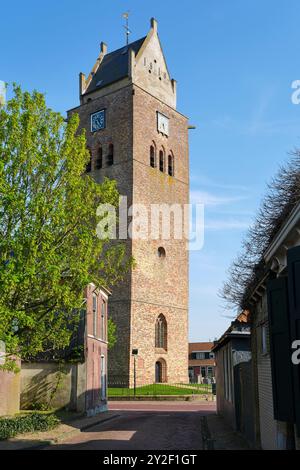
[222,201,300,450]
[212,312,256,447]
[21,284,110,416]
[188,342,215,383]
[247,202,300,450]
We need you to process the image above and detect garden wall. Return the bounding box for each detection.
[20,362,86,412]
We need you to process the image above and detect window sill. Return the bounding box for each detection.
[87,334,108,344]
[155,348,167,354]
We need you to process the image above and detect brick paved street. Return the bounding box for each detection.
[45,401,216,450]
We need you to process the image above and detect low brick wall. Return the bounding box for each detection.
[109,394,213,401]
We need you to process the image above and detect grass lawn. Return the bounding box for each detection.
[108,383,212,397]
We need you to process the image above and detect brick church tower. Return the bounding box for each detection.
[69,18,189,385]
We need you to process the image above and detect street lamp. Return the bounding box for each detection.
[132,348,138,398]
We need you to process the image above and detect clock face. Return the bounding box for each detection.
[91,109,105,132]
[157,112,169,136]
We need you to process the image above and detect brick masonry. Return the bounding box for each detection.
[68,19,189,386]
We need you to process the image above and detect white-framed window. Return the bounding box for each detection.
[101,355,106,400]
[92,293,97,337]
[101,301,106,341]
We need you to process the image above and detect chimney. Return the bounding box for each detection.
[79,72,86,96]
[100,42,107,55]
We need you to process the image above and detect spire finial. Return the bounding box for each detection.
[122,12,131,45]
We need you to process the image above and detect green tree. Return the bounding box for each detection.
[107,317,117,350]
[0,85,131,370]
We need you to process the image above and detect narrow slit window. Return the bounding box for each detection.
[107,144,114,166]
[150,145,156,168]
[96,146,103,169]
[159,150,164,172]
[168,154,174,176]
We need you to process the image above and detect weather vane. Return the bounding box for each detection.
[122,12,131,45]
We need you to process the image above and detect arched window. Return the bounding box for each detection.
[159,150,164,172]
[155,358,167,383]
[86,148,92,173]
[157,247,166,258]
[150,145,156,168]
[107,144,114,166]
[155,314,167,350]
[96,146,103,169]
[168,153,174,177]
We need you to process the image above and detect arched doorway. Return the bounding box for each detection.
[155,358,167,383]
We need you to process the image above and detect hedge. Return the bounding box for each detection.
[0,413,60,440]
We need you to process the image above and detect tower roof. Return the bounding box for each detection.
[85,36,146,95]
[79,18,177,109]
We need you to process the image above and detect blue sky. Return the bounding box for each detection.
[2,0,300,341]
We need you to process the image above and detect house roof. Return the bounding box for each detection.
[85,37,146,94]
[212,317,251,353]
[189,342,214,353]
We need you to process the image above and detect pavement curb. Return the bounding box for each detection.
[80,414,120,432]
[0,413,120,450]
[32,413,121,449]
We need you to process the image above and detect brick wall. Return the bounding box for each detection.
[69,24,190,385]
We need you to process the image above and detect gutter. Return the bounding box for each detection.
[264,201,300,263]
[246,202,300,305]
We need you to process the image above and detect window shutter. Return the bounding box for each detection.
[267,277,295,422]
[287,246,300,436]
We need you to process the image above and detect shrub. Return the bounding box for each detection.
[27,402,50,411]
[0,412,60,440]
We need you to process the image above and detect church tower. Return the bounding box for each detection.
[69,18,189,385]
